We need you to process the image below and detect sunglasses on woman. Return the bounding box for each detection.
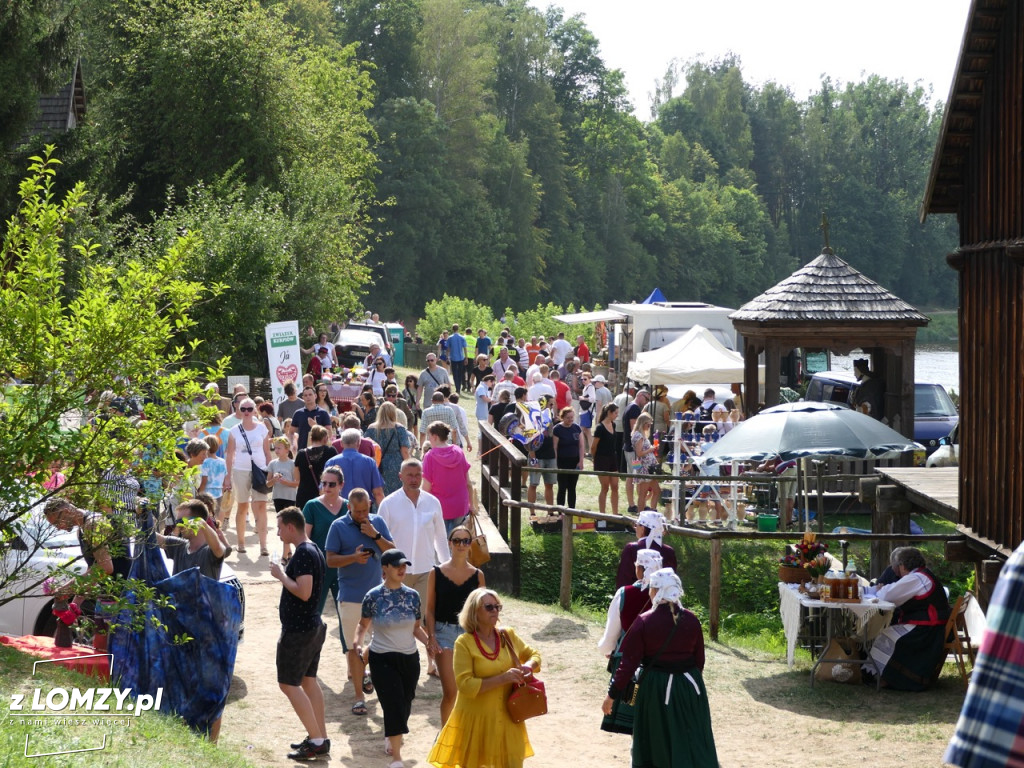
[483,603,502,613]
[320,480,338,488]
[240,406,255,412]
[450,537,472,546]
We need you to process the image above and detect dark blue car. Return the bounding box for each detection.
[804,371,959,456]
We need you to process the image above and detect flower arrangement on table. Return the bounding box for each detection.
[778,533,829,583]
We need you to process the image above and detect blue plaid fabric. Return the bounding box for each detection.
[945,541,1024,767]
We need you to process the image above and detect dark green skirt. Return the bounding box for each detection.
[601,654,635,735]
[631,668,718,768]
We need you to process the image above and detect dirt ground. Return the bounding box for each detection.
[217,550,966,768]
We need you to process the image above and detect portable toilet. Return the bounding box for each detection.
[386,323,405,366]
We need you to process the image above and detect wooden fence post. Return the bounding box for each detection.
[871,484,911,578]
[511,462,522,597]
[709,538,722,641]
[560,512,573,609]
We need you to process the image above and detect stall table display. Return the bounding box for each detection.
[778,583,895,685]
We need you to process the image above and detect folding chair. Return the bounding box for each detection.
[939,594,971,688]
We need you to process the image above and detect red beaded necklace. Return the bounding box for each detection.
[473,630,501,660]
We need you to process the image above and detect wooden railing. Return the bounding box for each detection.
[478,422,527,596]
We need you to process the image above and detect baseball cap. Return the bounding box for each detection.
[380,549,412,567]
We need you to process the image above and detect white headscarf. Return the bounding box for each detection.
[637,509,665,548]
[649,567,684,609]
[635,549,664,588]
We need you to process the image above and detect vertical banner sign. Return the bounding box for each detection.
[265,321,302,408]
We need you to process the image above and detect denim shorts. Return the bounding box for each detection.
[434,621,463,651]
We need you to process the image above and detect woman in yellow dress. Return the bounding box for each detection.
[428,588,542,768]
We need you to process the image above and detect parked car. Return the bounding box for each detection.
[333,328,384,368]
[804,370,959,456]
[926,423,960,467]
[341,322,393,357]
[0,512,245,642]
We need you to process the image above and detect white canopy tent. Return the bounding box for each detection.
[627,324,762,385]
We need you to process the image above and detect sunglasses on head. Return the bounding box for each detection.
[450,537,472,546]
[483,603,502,613]
[240,406,255,412]
[320,480,339,488]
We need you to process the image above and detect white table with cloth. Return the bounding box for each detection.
[778,582,895,669]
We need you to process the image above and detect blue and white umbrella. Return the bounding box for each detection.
[700,401,922,465]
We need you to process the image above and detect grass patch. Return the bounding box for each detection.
[517,508,972,653]
[0,645,254,768]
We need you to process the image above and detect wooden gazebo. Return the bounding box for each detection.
[923,0,1024,556]
[731,246,929,439]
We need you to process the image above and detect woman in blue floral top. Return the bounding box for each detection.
[354,549,430,767]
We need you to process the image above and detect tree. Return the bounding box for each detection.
[0,151,227,608]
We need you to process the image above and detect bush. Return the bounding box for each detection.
[417,296,606,354]
[418,295,499,347]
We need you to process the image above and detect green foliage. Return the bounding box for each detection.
[2,0,961,344]
[0,150,227,607]
[417,295,605,353]
[0,0,80,162]
[418,295,501,349]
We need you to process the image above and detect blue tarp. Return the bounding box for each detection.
[110,534,241,735]
[642,287,667,304]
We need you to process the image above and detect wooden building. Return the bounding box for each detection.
[731,245,928,440]
[923,0,1024,556]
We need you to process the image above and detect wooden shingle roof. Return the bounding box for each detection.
[730,247,929,325]
[29,60,86,139]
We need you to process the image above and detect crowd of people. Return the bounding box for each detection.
[52,320,760,766]
[38,317,985,768]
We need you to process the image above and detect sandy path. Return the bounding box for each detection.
[217,561,965,768]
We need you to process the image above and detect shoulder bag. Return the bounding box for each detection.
[468,511,490,567]
[239,426,272,494]
[502,631,547,723]
[623,612,681,706]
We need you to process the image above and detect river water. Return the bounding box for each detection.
[829,343,959,394]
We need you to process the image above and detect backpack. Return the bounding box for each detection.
[697,401,718,423]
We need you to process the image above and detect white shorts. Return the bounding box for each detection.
[338,602,363,651]
[231,468,269,503]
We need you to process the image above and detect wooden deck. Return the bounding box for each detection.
[875,467,959,521]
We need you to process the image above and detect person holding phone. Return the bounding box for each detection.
[324,487,395,717]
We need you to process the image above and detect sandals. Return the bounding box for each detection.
[236,547,247,554]
[260,548,270,557]
[351,700,367,716]
[362,673,374,694]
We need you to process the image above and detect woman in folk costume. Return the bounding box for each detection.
[604,568,718,768]
[615,509,678,589]
[598,548,663,734]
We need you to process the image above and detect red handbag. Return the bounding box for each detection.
[502,631,547,723]
[506,676,547,723]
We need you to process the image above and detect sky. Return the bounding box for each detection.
[525,0,973,118]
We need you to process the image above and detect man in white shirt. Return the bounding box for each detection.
[492,346,515,379]
[377,459,449,671]
[493,369,517,400]
[526,354,546,385]
[549,332,574,367]
[528,371,556,403]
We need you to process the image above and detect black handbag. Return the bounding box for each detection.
[621,613,681,705]
[239,426,272,494]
